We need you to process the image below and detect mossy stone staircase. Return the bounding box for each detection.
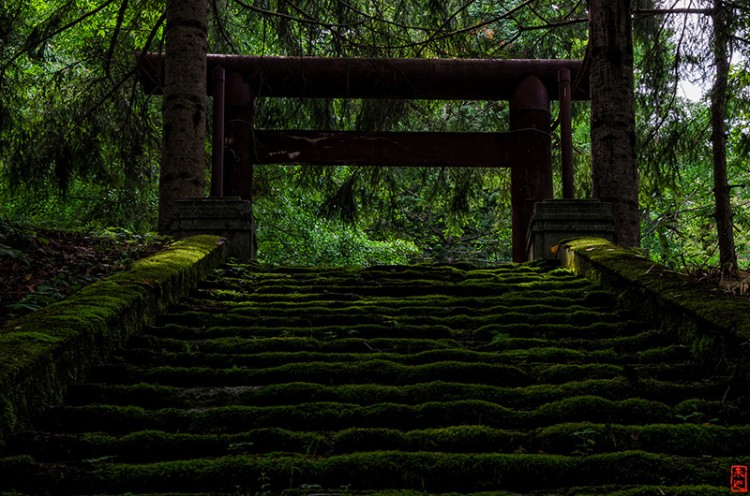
[0,259,746,495]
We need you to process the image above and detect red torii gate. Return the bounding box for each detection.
[139,54,589,262]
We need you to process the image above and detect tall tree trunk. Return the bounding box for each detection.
[589,0,640,248]
[158,0,208,233]
[710,1,738,276]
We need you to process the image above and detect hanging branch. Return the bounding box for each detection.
[415,0,478,56]
[636,3,692,157]
[104,0,130,79]
[232,0,543,54]
[517,17,588,32]
[210,0,239,52]
[71,11,167,139]
[231,0,363,29]
[1,0,117,75]
[332,0,433,32]
[633,8,715,16]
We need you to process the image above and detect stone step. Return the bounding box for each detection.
[12,422,750,463]
[0,261,744,496]
[0,451,732,494]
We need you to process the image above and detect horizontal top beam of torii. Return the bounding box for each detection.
[138,53,589,101]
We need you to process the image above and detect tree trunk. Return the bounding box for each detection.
[710,1,738,276]
[158,0,208,233]
[589,0,640,248]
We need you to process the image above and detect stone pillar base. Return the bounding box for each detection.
[169,197,256,259]
[527,199,615,260]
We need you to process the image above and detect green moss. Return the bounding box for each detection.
[46,428,324,461]
[0,332,64,368]
[131,334,462,355]
[533,396,672,425]
[497,347,587,362]
[530,422,750,456]
[674,399,744,424]
[5,451,720,494]
[473,321,642,342]
[114,360,529,388]
[148,322,458,340]
[43,392,692,436]
[65,375,717,414]
[122,346,629,372]
[527,363,624,383]
[636,345,692,363]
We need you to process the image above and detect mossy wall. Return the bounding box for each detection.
[560,238,750,379]
[0,235,227,442]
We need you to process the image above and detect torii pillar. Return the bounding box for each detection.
[509,76,553,262]
[223,71,254,200]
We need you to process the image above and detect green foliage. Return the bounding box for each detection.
[254,166,419,266]
[0,0,164,232]
[638,96,750,270]
[1,0,749,269]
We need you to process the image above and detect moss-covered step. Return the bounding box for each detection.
[191,288,617,309]
[13,421,750,464]
[108,346,624,369]
[126,334,463,354]
[36,395,686,435]
[2,257,749,495]
[0,450,734,494]
[125,328,675,355]
[48,359,533,388]
[155,306,628,329]
[196,278,595,298]
[65,377,727,410]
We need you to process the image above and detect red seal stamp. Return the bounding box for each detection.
[732,465,748,493]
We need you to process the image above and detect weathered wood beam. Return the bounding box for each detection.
[139,53,589,101]
[251,130,543,167]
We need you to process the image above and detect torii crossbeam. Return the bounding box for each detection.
[139,53,589,261]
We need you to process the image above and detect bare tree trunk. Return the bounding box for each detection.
[710,0,738,276]
[589,0,640,248]
[158,0,208,233]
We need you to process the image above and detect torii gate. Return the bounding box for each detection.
[139,54,589,262]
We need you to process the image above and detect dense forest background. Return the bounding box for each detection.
[1,0,749,269]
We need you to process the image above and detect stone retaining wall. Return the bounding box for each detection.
[561,238,750,380]
[0,235,227,442]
